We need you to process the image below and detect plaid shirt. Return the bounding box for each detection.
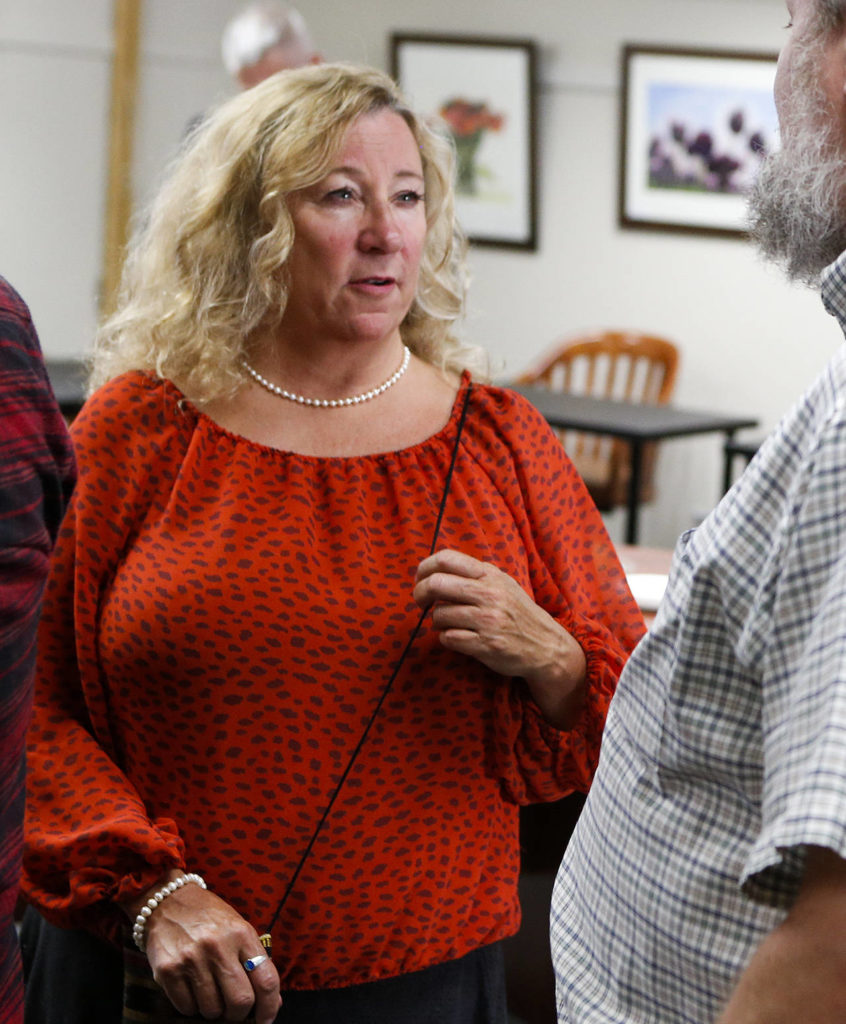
[551,250,846,1023]
[0,277,74,1024]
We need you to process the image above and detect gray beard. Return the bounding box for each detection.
[747,69,846,285]
[748,143,846,285]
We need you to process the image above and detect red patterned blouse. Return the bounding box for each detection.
[23,370,644,991]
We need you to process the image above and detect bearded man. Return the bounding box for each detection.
[551,2,846,1021]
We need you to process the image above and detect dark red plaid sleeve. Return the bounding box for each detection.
[0,276,75,1024]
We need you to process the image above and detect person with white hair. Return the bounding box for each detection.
[221,2,320,89]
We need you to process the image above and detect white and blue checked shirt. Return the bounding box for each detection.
[551,251,846,1024]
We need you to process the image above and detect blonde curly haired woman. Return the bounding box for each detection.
[21,63,643,1024]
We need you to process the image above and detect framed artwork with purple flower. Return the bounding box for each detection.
[391,33,538,251]
[619,45,778,239]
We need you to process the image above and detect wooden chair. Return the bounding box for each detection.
[518,331,679,511]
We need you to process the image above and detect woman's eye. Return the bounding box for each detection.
[326,186,355,202]
[397,190,424,205]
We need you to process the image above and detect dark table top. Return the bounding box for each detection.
[510,384,760,442]
[46,366,761,444]
[46,358,86,417]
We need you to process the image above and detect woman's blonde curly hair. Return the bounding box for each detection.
[91,62,486,402]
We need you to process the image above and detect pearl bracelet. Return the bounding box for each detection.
[131,872,207,951]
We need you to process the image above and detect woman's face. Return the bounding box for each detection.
[279,107,427,351]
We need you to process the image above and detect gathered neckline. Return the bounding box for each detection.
[160,370,474,463]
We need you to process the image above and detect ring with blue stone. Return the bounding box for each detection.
[243,953,268,973]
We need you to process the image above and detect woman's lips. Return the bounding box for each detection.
[349,276,397,292]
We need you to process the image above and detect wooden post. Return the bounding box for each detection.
[101,0,141,317]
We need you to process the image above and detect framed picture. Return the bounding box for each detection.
[391,33,538,251]
[619,45,778,238]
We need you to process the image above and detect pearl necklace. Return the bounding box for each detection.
[242,346,411,408]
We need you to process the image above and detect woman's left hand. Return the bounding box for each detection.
[413,548,587,729]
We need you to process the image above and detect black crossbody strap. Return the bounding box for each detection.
[265,383,473,935]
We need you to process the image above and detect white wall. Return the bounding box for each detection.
[2,0,837,546]
[0,1,112,360]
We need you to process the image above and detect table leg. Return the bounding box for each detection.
[625,442,644,544]
[722,430,737,494]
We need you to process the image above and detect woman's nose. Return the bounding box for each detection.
[358,202,402,253]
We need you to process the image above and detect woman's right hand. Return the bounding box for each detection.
[123,872,281,1023]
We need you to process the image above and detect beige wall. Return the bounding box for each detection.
[1,0,836,545]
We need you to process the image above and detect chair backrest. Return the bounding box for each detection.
[518,331,680,510]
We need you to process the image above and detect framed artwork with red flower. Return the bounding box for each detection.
[391,33,538,251]
[619,45,778,239]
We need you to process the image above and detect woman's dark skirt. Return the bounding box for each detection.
[20,907,507,1024]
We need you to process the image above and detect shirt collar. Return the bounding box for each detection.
[820,250,846,325]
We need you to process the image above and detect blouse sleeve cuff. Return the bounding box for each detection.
[33,816,188,936]
[111,817,187,906]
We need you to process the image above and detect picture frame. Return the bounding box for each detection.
[390,33,538,251]
[619,45,779,239]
